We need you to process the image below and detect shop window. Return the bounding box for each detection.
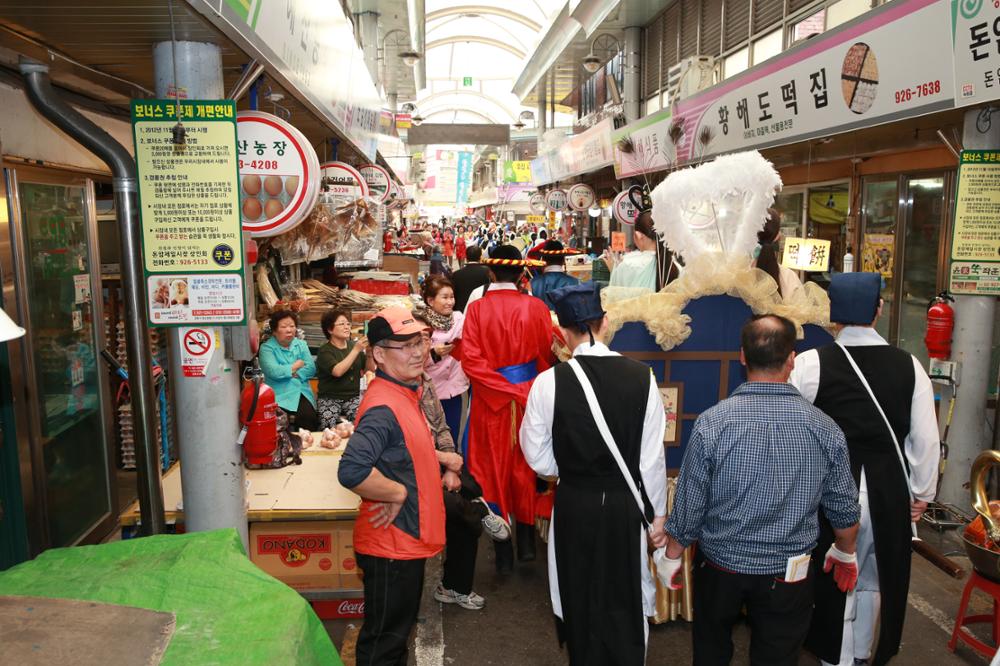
[807,183,850,279]
[751,29,783,65]
[791,9,826,44]
[860,179,898,343]
[724,47,750,78]
[827,0,873,28]
[774,191,805,259]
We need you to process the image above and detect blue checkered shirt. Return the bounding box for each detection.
[666,382,859,575]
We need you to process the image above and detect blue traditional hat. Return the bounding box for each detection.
[550,282,606,331]
[829,272,882,325]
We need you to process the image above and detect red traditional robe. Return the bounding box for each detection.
[461,286,555,523]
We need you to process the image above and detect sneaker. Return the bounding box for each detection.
[434,584,485,610]
[473,498,511,541]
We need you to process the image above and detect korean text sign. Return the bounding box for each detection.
[949,150,1000,295]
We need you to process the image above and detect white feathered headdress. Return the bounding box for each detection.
[649,151,782,262]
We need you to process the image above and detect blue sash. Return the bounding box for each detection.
[497,361,538,385]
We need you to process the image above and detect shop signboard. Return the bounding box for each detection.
[949,150,1000,295]
[611,231,626,252]
[567,183,596,211]
[612,190,640,226]
[360,164,392,203]
[952,1,1000,107]
[526,214,546,225]
[529,193,547,215]
[395,113,412,130]
[190,0,381,161]
[237,111,320,238]
[321,162,369,200]
[132,99,246,327]
[781,237,831,272]
[530,119,614,186]
[503,160,533,183]
[546,189,569,213]
[612,0,955,177]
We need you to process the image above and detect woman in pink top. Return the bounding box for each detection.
[422,274,471,456]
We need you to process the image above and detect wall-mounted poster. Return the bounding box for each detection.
[659,382,683,446]
[861,233,894,277]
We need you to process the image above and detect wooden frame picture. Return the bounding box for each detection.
[658,382,683,446]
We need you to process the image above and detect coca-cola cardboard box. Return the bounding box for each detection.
[250,520,353,590]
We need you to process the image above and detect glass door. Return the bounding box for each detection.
[860,178,899,342]
[9,172,114,548]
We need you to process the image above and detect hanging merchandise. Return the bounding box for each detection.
[612,190,640,226]
[567,183,596,212]
[320,161,370,201]
[546,189,569,213]
[271,196,382,266]
[237,111,321,238]
[529,192,547,215]
[359,164,392,203]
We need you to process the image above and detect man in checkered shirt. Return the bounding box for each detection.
[660,314,860,665]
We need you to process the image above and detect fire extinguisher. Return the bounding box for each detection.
[238,361,278,465]
[925,291,955,360]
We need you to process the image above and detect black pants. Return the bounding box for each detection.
[355,553,426,666]
[288,394,319,432]
[442,468,484,594]
[693,556,814,666]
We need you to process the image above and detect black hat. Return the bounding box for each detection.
[550,282,606,330]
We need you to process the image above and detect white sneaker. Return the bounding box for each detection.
[473,498,511,541]
[434,584,485,610]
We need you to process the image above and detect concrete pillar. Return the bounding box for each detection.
[537,75,547,141]
[623,27,642,123]
[152,41,248,548]
[937,108,999,509]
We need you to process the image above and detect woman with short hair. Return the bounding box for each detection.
[258,309,318,431]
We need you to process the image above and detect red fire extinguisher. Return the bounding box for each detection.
[238,366,278,465]
[925,291,955,360]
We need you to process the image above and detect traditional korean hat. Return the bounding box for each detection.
[538,240,581,256]
[482,244,544,268]
[829,272,882,325]
[550,282,606,332]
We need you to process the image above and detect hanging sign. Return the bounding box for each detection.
[612,190,640,226]
[567,183,596,211]
[132,99,246,327]
[360,164,392,202]
[545,189,569,213]
[503,161,533,183]
[781,237,831,272]
[611,231,626,252]
[395,113,412,130]
[949,149,1000,295]
[321,161,369,200]
[529,192,547,215]
[953,2,1000,107]
[237,111,320,238]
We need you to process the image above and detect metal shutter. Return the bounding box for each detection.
[752,0,784,34]
[643,12,664,97]
[723,0,750,50]
[700,0,723,57]
[680,0,699,59]
[661,3,681,89]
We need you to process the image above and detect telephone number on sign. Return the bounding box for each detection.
[894,81,941,104]
[238,160,278,170]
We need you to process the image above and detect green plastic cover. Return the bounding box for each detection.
[0,528,341,665]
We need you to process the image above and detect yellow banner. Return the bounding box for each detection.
[781,237,831,272]
[526,215,546,225]
[504,161,533,183]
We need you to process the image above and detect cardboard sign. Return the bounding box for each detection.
[781,237,831,272]
[611,231,626,252]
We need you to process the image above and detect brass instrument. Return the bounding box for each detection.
[964,450,1000,582]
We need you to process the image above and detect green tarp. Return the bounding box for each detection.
[0,528,341,665]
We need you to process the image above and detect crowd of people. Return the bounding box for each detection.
[258,209,938,665]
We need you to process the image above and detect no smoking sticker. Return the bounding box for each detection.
[181,327,216,377]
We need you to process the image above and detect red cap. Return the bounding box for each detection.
[367,306,429,345]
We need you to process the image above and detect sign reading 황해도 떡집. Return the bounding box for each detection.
[132,99,246,326]
[949,150,1000,295]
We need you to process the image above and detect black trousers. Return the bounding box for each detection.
[356,553,426,666]
[288,394,319,432]
[442,468,484,594]
[693,556,814,666]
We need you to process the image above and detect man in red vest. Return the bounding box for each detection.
[338,306,446,665]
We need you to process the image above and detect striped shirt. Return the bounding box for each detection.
[666,382,859,575]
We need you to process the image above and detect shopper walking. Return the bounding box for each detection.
[450,244,491,312]
[338,306,445,666]
[789,272,940,666]
[443,229,455,269]
[461,244,555,573]
[520,283,668,664]
[258,309,318,431]
[456,232,467,268]
[315,308,368,428]
[664,315,860,666]
[422,275,471,456]
[530,240,580,310]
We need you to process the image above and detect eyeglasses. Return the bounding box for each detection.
[379,339,425,354]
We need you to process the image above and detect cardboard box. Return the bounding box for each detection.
[249,521,342,591]
[334,522,363,590]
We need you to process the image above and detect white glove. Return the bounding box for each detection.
[823,544,859,593]
[653,548,684,590]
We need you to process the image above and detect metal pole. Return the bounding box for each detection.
[937,108,999,508]
[18,57,166,535]
[537,75,547,142]
[153,40,247,548]
[623,27,642,124]
[406,0,426,91]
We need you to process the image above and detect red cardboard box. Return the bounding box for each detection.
[249,521,340,591]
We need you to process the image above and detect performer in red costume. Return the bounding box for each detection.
[461,244,555,573]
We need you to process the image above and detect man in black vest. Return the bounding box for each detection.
[519,282,668,665]
[790,272,940,666]
[450,244,490,312]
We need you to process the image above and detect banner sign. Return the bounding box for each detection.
[613,0,956,177]
[503,160,533,183]
[949,150,1000,295]
[952,0,1000,107]
[781,237,831,272]
[531,119,614,186]
[132,99,245,327]
[455,151,473,204]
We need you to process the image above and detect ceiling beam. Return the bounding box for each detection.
[426,36,525,59]
[426,5,542,31]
